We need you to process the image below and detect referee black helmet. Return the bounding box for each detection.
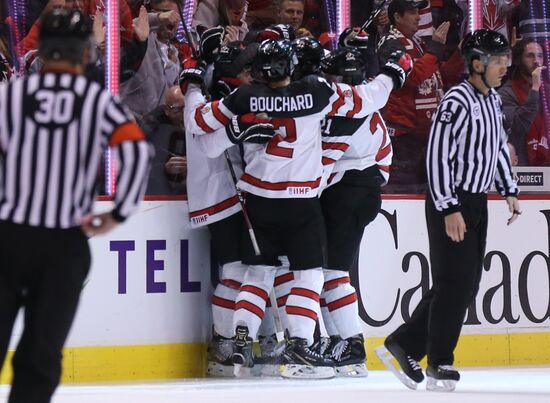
[39,9,92,65]
[461,29,510,72]
[254,39,297,82]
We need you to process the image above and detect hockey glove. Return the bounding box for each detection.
[256,24,296,42]
[200,26,225,63]
[179,57,207,88]
[381,50,413,90]
[212,79,236,99]
[225,113,275,145]
[338,27,369,49]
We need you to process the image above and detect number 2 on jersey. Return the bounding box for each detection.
[369,112,387,136]
[266,118,297,158]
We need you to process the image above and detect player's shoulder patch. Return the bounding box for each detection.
[343,88,353,98]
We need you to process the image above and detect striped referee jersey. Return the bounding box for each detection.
[426,80,518,213]
[0,72,153,229]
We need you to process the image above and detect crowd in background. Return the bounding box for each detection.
[0,0,549,195]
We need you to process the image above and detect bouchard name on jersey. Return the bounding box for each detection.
[188,74,393,198]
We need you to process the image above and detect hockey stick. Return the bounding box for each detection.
[223,150,285,343]
[178,0,286,343]
[223,150,260,256]
[347,0,389,41]
[176,1,200,58]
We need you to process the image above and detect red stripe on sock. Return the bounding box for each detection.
[277,294,289,306]
[286,305,318,320]
[212,296,235,310]
[327,293,357,312]
[324,276,350,290]
[241,285,269,301]
[235,300,265,319]
[274,272,294,286]
[222,279,241,289]
[291,287,320,302]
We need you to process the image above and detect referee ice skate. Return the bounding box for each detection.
[0,10,152,403]
[376,29,520,392]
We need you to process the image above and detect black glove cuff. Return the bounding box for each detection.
[380,66,402,90]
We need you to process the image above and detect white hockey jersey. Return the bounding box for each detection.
[321,112,393,187]
[184,88,243,228]
[187,74,394,199]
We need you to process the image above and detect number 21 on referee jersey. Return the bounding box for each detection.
[266,118,297,158]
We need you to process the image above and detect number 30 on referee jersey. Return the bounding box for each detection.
[34,90,75,125]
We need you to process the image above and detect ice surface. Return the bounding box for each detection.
[1,367,549,403]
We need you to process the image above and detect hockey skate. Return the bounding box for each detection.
[313,335,340,356]
[206,330,234,377]
[375,336,424,389]
[253,334,285,377]
[329,334,368,377]
[281,337,335,379]
[426,365,460,392]
[232,325,254,377]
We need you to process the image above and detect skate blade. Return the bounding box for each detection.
[233,364,253,378]
[207,361,235,377]
[375,346,419,390]
[335,363,368,378]
[427,376,457,392]
[281,364,335,379]
[258,364,283,377]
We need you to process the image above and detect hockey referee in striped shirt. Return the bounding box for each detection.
[377,29,521,392]
[0,10,152,403]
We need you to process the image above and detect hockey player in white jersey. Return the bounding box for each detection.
[318,46,393,378]
[184,38,411,379]
[182,40,275,377]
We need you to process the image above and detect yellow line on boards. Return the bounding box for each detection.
[1,333,549,384]
[0,343,208,384]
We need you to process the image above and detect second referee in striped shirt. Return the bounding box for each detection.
[378,29,521,391]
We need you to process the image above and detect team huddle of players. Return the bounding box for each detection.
[179,24,412,379]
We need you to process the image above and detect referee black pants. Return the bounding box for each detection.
[389,191,487,367]
[0,221,90,403]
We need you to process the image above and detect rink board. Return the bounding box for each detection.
[1,196,550,383]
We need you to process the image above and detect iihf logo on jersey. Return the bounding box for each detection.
[288,186,311,195]
[473,105,481,117]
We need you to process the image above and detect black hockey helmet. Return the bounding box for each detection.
[320,46,368,85]
[39,9,92,64]
[292,37,323,77]
[253,39,297,82]
[461,29,510,71]
[214,41,259,79]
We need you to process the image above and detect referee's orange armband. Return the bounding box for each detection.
[109,122,146,146]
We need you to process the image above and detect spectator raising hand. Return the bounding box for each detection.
[432,21,450,44]
[133,5,150,42]
[93,9,105,50]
